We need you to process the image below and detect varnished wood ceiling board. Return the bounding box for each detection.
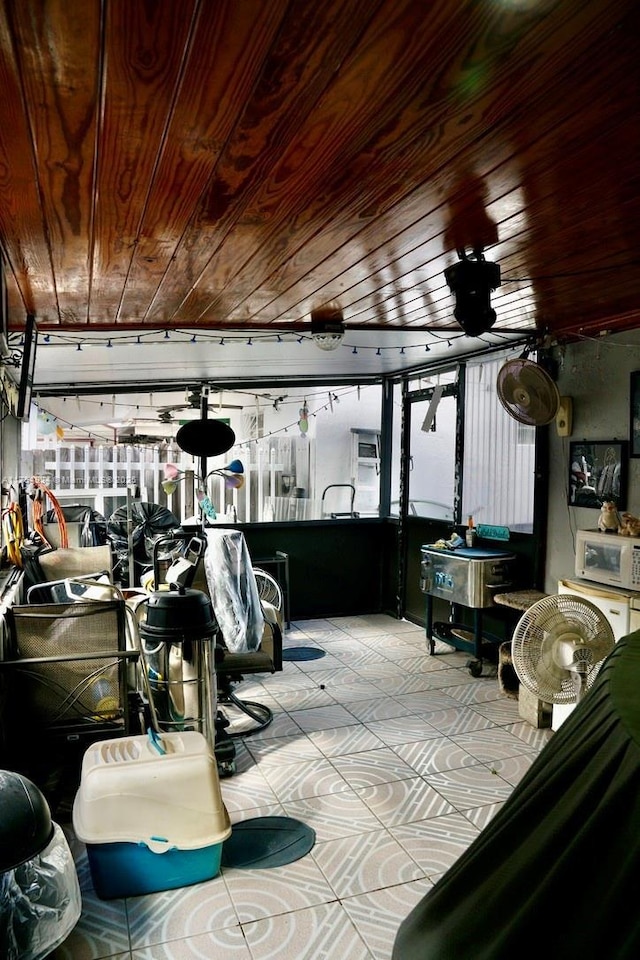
[0,0,638,393]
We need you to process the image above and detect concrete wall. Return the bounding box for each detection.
[545,330,640,591]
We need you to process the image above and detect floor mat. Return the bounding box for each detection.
[282,646,326,661]
[221,816,316,869]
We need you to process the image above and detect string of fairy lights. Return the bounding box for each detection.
[11,324,529,354]
[33,384,377,446]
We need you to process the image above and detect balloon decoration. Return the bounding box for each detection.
[298,402,309,436]
[36,411,64,439]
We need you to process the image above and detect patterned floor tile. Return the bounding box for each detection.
[325,679,389,702]
[220,767,280,814]
[330,747,418,789]
[307,724,386,757]
[312,828,424,898]
[358,775,456,827]
[269,686,337,711]
[341,879,434,960]
[424,763,514,810]
[487,752,538,785]
[418,707,495,736]
[390,812,481,876]
[451,727,539,763]
[288,703,362,732]
[127,877,238,948]
[392,736,479,776]
[393,689,464,713]
[131,925,252,958]
[363,714,441,746]
[281,788,382,841]
[342,697,414,723]
[245,732,325,764]
[242,901,372,960]
[259,757,351,802]
[223,857,336,923]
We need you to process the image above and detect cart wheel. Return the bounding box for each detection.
[217,759,236,778]
[468,659,483,677]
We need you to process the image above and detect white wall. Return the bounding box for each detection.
[546,330,640,591]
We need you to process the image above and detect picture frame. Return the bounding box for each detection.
[568,440,628,509]
[630,371,640,457]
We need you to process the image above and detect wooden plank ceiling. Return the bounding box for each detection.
[0,0,638,388]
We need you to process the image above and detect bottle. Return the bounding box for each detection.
[465,515,476,548]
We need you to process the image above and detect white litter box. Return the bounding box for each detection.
[72,730,231,898]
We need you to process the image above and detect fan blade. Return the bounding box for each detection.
[497,359,560,426]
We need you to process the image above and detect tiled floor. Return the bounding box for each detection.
[50,614,553,960]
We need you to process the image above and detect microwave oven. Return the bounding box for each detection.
[574,529,640,590]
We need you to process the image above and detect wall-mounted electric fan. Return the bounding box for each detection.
[511,594,615,705]
[496,357,560,426]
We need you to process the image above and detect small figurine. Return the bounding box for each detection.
[619,512,640,537]
[598,500,621,533]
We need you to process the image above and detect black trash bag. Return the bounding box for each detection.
[45,505,107,547]
[107,502,180,583]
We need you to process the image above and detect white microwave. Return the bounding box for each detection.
[575,529,640,590]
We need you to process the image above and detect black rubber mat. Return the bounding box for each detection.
[281,646,326,661]
[221,816,316,869]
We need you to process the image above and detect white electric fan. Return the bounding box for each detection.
[511,594,615,705]
[496,357,560,426]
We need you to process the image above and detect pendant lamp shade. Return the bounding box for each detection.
[175,419,235,457]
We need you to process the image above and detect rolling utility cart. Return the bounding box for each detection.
[420,544,515,676]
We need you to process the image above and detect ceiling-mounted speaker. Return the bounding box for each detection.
[555,396,573,437]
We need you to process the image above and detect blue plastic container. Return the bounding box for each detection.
[85,836,224,899]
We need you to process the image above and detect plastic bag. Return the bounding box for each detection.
[204,530,264,652]
[0,822,81,960]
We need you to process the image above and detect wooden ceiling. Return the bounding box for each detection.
[0,0,639,388]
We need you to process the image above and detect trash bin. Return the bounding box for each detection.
[0,770,81,960]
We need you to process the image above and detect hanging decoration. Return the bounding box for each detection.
[298,401,309,435]
[36,410,64,438]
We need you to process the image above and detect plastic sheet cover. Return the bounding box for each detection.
[204,530,264,652]
[1,822,81,960]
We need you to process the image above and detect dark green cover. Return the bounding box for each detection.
[393,631,640,959]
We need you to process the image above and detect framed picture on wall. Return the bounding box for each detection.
[568,440,628,509]
[630,371,640,457]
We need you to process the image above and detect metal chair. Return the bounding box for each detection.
[0,600,143,797]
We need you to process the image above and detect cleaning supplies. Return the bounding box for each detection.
[465,515,477,548]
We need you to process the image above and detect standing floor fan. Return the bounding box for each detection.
[511,594,615,707]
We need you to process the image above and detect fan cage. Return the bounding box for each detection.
[496,359,560,426]
[511,594,615,703]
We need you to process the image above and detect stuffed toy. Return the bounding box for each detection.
[598,501,621,533]
[618,512,640,537]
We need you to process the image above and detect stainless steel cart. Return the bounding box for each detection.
[420,545,515,675]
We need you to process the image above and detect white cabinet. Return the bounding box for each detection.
[557,578,634,640]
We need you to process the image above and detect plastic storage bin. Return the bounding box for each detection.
[72,730,231,899]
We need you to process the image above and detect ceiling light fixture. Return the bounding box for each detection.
[444,247,501,337]
[310,301,346,351]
